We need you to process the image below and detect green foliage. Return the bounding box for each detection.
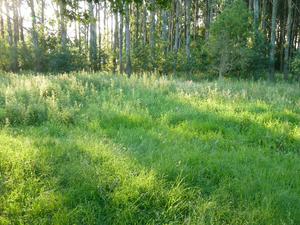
[208,0,254,77]
[0,72,300,224]
[291,54,300,78]
[48,48,88,73]
[0,41,10,71]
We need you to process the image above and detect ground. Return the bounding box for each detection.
[0,72,299,225]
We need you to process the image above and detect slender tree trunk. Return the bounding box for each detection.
[205,0,212,40]
[269,0,278,81]
[0,0,4,39]
[97,3,102,52]
[194,0,199,40]
[110,11,114,50]
[174,0,180,52]
[173,0,180,73]
[13,0,20,43]
[150,0,156,51]
[142,2,147,45]
[249,0,253,10]
[20,17,25,45]
[39,0,45,37]
[162,10,168,55]
[113,12,119,73]
[125,3,132,76]
[103,0,107,48]
[12,0,19,71]
[59,1,67,49]
[119,11,124,74]
[89,2,97,70]
[261,0,267,36]
[283,0,292,80]
[169,3,174,52]
[28,0,40,72]
[5,0,12,47]
[75,15,78,44]
[135,3,139,46]
[279,19,285,72]
[185,0,191,61]
[253,0,259,34]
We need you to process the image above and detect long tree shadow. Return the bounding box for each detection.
[1,125,197,224]
[80,83,300,223]
[2,78,300,224]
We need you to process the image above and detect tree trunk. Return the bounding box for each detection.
[125,3,132,76]
[89,1,97,70]
[135,3,139,46]
[194,0,199,40]
[162,10,168,55]
[142,3,147,45]
[253,0,259,34]
[28,0,40,72]
[283,0,292,80]
[5,0,12,47]
[269,0,278,81]
[113,12,119,73]
[59,1,67,49]
[119,11,124,74]
[0,0,4,39]
[249,0,253,10]
[174,0,180,52]
[185,0,191,61]
[103,0,107,48]
[205,0,212,40]
[39,0,45,37]
[97,3,101,51]
[12,0,19,71]
[261,0,267,36]
[20,17,25,45]
[150,0,156,50]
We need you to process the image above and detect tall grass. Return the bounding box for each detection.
[0,71,299,224]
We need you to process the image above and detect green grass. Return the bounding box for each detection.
[0,72,299,225]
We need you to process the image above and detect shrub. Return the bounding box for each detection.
[291,54,300,79]
[25,103,48,125]
[207,0,254,78]
[5,103,26,125]
[48,48,88,73]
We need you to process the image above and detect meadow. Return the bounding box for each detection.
[0,72,299,225]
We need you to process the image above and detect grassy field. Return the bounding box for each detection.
[0,72,299,225]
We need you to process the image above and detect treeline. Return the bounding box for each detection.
[0,0,300,80]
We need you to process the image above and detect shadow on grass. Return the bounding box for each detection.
[2,125,195,225]
[2,81,300,224]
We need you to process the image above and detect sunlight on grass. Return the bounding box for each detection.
[0,72,300,224]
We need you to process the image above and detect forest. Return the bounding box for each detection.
[0,0,299,79]
[0,0,300,225]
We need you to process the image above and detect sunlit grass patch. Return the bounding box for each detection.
[0,72,299,224]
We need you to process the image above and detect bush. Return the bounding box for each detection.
[25,103,48,125]
[291,54,300,79]
[48,48,88,73]
[207,0,254,78]
[5,103,26,125]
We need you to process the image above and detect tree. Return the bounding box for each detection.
[208,0,252,78]
[125,2,132,76]
[269,0,278,81]
[113,11,119,73]
[89,1,97,69]
[119,10,124,74]
[59,0,67,49]
[185,0,191,61]
[0,0,4,39]
[283,0,293,80]
[28,0,40,72]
